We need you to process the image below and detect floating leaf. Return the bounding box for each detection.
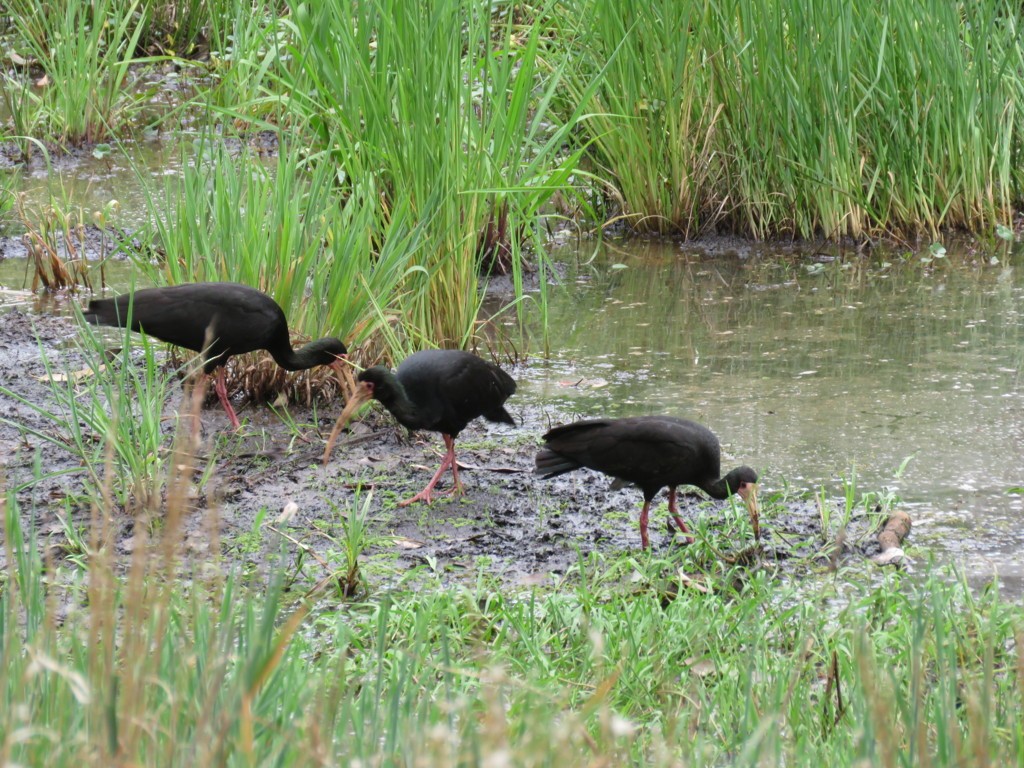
[995,224,1013,241]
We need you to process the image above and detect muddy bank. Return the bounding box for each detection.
[0,307,897,592]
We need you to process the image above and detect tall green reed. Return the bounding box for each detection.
[277,0,584,349]
[203,0,291,121]
[557,0,1024,239]
[134,142,423,363]
[139,0,230,57]
[0,77,43,162]
[0,170,14,224]
[6,0,149,145]
[555,0,725,236]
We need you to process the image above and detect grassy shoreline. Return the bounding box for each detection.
[4,453,1022,765]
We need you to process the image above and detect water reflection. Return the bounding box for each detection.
[521,241,1024,592]
[2,139,181,234]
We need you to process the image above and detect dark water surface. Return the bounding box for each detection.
[516,240,1024,592]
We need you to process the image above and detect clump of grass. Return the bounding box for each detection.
[0,77,43,163]
[202,0,290,122]
[17,194,96,292]
[0,315,211,512]
[5,0,149,145]
[131,140,422,396]
[276,0,585,348]
[138,0,230,57]
[556,0,1024,239]
[554,0,725,237]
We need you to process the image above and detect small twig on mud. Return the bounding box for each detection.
[266,524,331,571]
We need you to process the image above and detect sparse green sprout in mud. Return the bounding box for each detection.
[0,321,187,511]
[335,489,374,598]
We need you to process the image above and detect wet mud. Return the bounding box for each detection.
[0,306,896,593]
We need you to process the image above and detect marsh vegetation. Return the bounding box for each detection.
[2,1,1024,764]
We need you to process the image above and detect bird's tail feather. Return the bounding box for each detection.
[534,448,580,478]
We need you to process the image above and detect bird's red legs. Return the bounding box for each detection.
[638,489,695,549]
[399,434,463,507]
[639,500,651,549]
[445,436,467,496]
[212,368,241,429]
[667,487,695,544]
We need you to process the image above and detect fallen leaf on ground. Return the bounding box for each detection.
[36,366,104,383]
[393,537,426,549]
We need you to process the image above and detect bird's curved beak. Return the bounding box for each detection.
[738,482,760,541]
[329,356,357,402]
[321,380,374,465]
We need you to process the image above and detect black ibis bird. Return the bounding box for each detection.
[83,282,350,428]
[323,349,516,506]
[535,416,758,549]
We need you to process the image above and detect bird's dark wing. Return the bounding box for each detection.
[84,283,283,365]
[437,353,516,432]
[394,351,515,435]
[540,417,718,492]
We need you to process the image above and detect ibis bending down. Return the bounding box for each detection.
[83,282,350,428]
[535,416,758,549]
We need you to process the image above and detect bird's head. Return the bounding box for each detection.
[321,365,393,464]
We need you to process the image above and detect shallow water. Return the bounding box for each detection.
[515,240,1024,593]
[2,139,182,233]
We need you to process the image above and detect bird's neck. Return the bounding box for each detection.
[373,373,424,428]
[700,477,732,500]
[271,338,329,371]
